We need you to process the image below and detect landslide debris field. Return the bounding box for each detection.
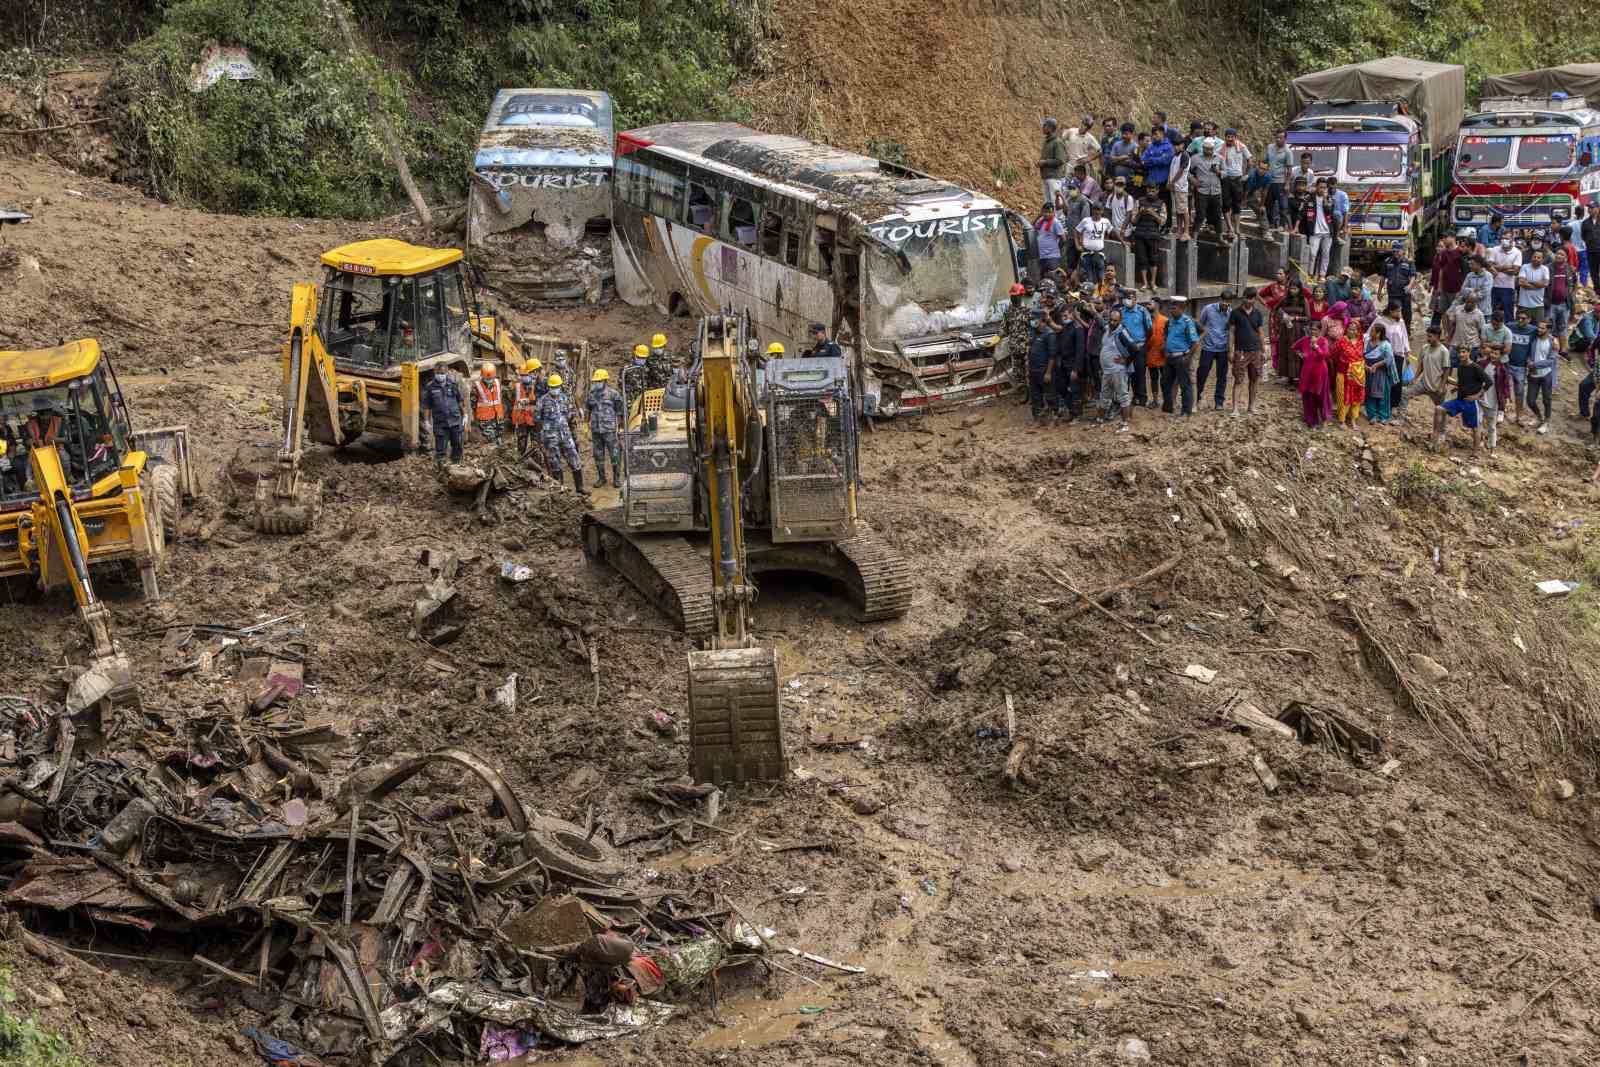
[5,158,1600,1067]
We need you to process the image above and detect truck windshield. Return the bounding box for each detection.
[862,210,1014,343]
[1516,135,1574,171]
[1459,136,1513,172]
[1345,145,1404,178]
[1299,146,1338,174]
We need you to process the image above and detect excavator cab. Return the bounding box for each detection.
[763,356,857,543]
[256,240,524,533]
[0,340,197,709]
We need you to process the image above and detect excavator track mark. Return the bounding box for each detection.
[581,507,714,637]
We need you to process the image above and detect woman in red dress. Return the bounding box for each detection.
[1295,318,1333,428]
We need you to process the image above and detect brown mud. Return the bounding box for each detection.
[3,155,1600,1065]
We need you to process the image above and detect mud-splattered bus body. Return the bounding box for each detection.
[467,89,614,303]
[611,122,1024,416]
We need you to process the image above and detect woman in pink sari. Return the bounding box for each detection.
[1295,318,1333,428]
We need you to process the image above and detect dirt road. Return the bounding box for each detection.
[3,157,1600,1066]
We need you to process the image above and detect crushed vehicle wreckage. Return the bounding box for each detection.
[0,613,825,1064]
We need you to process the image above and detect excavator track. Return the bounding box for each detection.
[581,508,714,638]
[834,530,916,622]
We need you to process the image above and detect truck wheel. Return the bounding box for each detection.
[151,464,182,540]
[521,814,627,885]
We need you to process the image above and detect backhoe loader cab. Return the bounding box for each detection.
[316,241,476,372]
[0,340,197,708]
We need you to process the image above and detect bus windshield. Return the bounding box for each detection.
[862,210,1013,342]
[1459,135,1513,172]
[1345,145,1404,178]
[1516,135,1574,171]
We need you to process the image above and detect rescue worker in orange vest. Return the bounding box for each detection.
[511,358,542,456]
[24,407,63,447]
[472,362,504,442]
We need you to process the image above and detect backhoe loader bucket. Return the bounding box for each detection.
[131,426,197,499]
[253,469,323,535]
[686,646,786,784]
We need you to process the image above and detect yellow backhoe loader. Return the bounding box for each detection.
[255,239,528,533]
[583,315,914,783]
[0,340,197,709]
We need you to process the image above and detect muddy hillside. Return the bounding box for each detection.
[4,150,1600,1067]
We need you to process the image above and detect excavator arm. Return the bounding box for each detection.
[255,283,334,533]
[28,444,133,710]
[685,315,786,784]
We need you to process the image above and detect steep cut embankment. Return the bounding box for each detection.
[741,0,1279,209]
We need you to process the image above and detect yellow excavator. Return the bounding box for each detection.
[255,239,526,533]
[0,340,197,709]
[583,315,913,783]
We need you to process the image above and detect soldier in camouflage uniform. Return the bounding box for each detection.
[622,344,650,407]
[646,332,673,389]
[1002,282,1032,403]
[585,369,625,487]
[536,374,584,492]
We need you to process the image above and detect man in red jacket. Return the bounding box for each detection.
[1429,230,1467,331]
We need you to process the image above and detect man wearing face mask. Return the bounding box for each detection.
[1119,289,1153,408]
[535,374,585,492]
[1488,232,1523,326]
[421,365,466,468]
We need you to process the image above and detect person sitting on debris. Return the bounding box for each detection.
[512,358,542,458]
[536,374,584,492]
[586,369,625,487]
[421,365,465,468]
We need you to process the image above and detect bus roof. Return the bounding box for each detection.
[476,89,614,170]
[620,122,993,219]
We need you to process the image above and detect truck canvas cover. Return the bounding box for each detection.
[468,89,614,303]
[1291,56,1466,146]
[1481,64,1600,102]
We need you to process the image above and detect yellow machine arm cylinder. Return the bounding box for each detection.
[697,320,755,649]
[29,446,95,609]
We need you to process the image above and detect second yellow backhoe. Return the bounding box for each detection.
[255,239,527,533]
[0,340,197,710]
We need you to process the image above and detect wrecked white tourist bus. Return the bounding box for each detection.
[611,122,1024,415]
[467,89,614,303]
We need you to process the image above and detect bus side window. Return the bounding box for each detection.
[814,227,836,277]
[688,181,716,230]
[649,161,684,220]
[760,212,783,257]
[784,228,802,267]
[729,196,757,248]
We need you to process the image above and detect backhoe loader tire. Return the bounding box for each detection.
[151,464,182,541]
[520,815,627,886]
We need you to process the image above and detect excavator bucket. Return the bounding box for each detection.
[253,471,323,534]
[686,646,786,784]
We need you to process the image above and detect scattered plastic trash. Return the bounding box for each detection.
[1069,969,1114,981]
[798,1006,827,1015]
[241,1027,325,1066]
[1183,664,1217,684]
[1536,579,1578,597]
[499,561,532,583]
[919,877,938,896]
[480,1025,539,1062]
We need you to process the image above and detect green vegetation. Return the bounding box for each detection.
[1390,462,1495,512]
[1258,0,1588,102]
[0,969,86,1067]
[106,0,769,219]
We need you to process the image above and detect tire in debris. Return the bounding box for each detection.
[522,815,628,886]
[151,463,182,539]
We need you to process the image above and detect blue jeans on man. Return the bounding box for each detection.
[1491,287,1516,326]
[1195,348,1229,409]
[432,419,464,462]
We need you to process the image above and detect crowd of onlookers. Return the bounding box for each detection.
[1020,114,1600,478]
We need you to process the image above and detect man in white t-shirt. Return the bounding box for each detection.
[1066,115,1102,174]
[1218,128,1252,239]
[1104,177,1136,236]
[1076,203,1112,284]
[1487,236,1522,326]
[1516,249,1550,323]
